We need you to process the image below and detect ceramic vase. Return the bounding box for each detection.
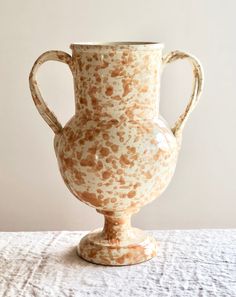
[29,42,203,265]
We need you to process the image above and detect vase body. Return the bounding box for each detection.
[29,42,203,265]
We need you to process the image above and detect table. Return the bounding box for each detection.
[0,230,235,296]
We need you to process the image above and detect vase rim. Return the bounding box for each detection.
[70,41,164,50]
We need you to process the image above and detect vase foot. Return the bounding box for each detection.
[77,228,157,266]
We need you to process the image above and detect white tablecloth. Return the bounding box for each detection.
[0,230,235,296]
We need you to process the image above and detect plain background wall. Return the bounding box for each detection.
[0,0,235,231]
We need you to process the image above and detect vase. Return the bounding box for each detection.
[29,42,203,266]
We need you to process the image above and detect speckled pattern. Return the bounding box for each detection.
[29,42,203,265]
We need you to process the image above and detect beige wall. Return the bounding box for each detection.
[0,0,235,231]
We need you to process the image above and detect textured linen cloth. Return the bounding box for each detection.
[0,230,235,297]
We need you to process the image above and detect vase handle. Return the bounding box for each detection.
[162,50,204,140]
[29,50,73,134]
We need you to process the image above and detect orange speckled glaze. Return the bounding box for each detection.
[29,42,203,266]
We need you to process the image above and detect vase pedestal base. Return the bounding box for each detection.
[77,227,157,266]
[77,210,157,266]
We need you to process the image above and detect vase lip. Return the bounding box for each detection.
[70,41,164,51]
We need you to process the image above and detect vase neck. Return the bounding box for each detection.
[71,46,163,121]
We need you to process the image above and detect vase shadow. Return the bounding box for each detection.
[60,246,99,267]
